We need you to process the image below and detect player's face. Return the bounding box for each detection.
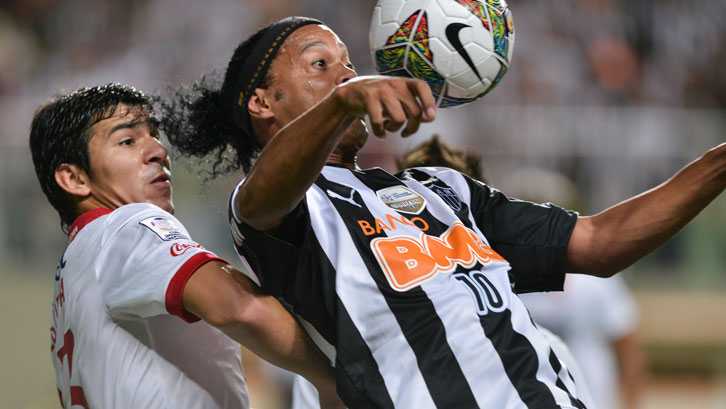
[85,104,174,213]
[265,24,367,156]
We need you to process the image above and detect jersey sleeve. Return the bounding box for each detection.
[464,175,578,293]
[95,203,225,322]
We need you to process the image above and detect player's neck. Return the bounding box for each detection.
[77,196,120,216]
[326,151,357,170]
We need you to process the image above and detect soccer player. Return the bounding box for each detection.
[29,83,340,409]
[161,17,726,409]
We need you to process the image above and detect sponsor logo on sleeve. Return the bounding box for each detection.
[139,216,190,241]
[376,186,426,214]
[170,242,205,257]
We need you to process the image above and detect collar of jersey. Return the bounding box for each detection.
[68,208,112,242]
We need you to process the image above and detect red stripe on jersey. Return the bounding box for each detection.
[166,252,226,323]
[70,386,89,409]
[68,208,112,242]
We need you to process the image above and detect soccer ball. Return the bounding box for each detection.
[370,0,515,107]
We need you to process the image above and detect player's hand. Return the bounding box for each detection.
[333,75,436,137]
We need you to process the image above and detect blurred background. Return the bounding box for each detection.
[0,0,724,408]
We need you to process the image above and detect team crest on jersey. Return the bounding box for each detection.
[431,186,463,211]
[139,216,189,241]
[376,186,426,214]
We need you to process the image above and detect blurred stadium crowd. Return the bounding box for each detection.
[2,0,726,104]
[2,0,723,279]
[0,1,724,407]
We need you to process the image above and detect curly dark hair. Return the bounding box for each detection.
[396,134,486,182]
[157,23,278,177]
[29,83,153,233]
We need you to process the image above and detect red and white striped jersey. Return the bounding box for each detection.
[51,203,248,409]
[230,165,585,409]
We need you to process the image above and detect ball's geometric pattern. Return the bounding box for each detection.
[371,0,515,108]
[375,11,422,71]
[375,11,446,98]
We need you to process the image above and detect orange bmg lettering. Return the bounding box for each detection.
[372,237,438,291]
[371,222,506,291]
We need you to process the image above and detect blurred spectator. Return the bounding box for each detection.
[520,274,645,409]
[507,167,646,409]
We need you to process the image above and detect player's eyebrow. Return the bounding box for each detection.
[300,40,327,55]
[107,118,147,138]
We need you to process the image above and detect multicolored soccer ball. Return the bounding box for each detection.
[370,0,515,107]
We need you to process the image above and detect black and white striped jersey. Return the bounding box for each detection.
[230,165,585,409]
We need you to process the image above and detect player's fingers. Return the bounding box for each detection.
[380,94,407,133]
[365,95,386,138]
[409,80,436,122]
[400,96,422,137]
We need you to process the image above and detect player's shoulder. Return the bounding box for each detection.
[108,203,175,224]
[107,203,188,238]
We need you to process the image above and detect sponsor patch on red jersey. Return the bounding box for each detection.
[139,216,190,241]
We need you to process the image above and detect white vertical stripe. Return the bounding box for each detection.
[309,168,436,408]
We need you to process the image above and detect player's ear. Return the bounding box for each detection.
[248,88,275,121]
[55,163,92,198]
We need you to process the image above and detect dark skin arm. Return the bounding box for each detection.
[236,76,436,231]
[182,261,341,405]
[568,142,726,276]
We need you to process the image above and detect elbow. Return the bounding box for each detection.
[588,266,619,279]
[568,216,624,278]
[568,259,618,278]
[568,251,629,278]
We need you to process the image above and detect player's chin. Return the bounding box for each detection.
[157,198,175,214]
[149,193,175,214]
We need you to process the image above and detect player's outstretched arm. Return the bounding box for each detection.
[567,143,726,276]
[182,260,341,403]
[236,76,436,231]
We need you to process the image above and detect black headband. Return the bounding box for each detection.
[231,16,323,137]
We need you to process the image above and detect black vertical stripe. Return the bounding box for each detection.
[336,300,395,409]
[479,309,561,408]
[318,171,481,409]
